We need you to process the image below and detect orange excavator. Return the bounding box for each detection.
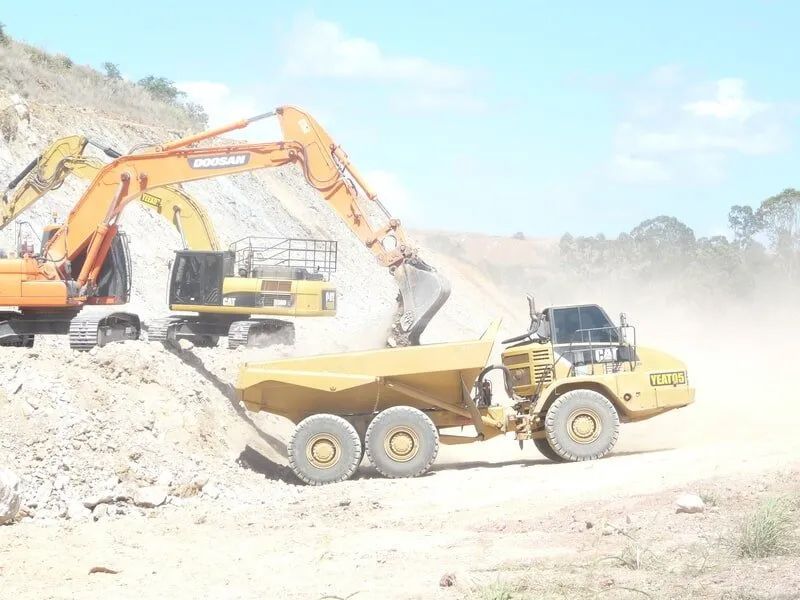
[0,106,450,349]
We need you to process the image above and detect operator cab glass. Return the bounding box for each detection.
[550,304,619,345]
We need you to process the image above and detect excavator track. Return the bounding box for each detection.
[146,317,178,344]
[0,335,35,347]
[227,320,295,350]
[68,312,140,351]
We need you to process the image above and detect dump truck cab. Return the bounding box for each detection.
[495,298,693,461]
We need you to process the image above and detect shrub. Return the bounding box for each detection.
[735,497,796,558]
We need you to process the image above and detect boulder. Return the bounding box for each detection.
[675,494,705,514]
[0,468,21,524]
[133,485,167,508]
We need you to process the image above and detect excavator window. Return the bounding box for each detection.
[169,251,228,306]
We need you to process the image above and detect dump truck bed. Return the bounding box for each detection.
[236,321,501,425]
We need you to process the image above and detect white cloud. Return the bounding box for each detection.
[284,18,467,89]
[365,169,414,217]
[683,78,768,121]
[282,16,481,113]
[606,69,788,184]
[177,81,280,140]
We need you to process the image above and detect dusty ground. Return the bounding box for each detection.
[3,435,798,600]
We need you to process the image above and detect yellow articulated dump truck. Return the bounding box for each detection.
[235,296,695,485]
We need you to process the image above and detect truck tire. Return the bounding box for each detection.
[544,389,619,461]
[288,414,362,485]
[365,406,439,478]
[533,437,566,462]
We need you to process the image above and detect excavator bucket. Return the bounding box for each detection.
[391,258,451,346]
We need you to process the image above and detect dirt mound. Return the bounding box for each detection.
[0,341,297,519]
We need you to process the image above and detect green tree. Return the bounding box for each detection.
[0,22,9,46]
[630,215,696,265]
[756,188,800,274]
[137,76,185,104]
[728,205,762,248]
[102,62,122,80]
[182,102,208,129]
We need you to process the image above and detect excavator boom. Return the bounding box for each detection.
[1,136,221,251]
[1,106,449,346]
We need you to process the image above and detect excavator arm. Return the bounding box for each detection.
[274,107,451,344]
[1,136,220,251]
[34,107,449,345]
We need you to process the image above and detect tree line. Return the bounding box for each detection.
[558,188,800,294]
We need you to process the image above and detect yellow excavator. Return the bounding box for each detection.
[1,134,337,348]
[0,106,450,349]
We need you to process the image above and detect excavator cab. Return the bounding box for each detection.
[168,251,232,306]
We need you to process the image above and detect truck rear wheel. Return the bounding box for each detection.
[533,437,566,462]
[288,414,362,485]
[365,406,439,478]
[544,389,619,461]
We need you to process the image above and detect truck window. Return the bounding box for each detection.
[551,305,618,344]
[578,305,618,343]
[552,308,582,344]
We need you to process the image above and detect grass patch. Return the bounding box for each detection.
[470,580,515,600]
[733,496,797,559]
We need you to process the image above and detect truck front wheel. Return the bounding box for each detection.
[288,414,362,485]
[533,437,566,462]
[544,389,620,461]
[365,406,439,478]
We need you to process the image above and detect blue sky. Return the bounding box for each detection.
[4,1,799,237]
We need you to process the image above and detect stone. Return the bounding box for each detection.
[133,485,167,508]
[202,483,220,500]
[67,500,91,521]
[0,468,21,524]
[92,503,109,521]
[177,339,194,351]
[83,493,113,509]
[675,494,705,514]
[34,480,53,508]
[156,470,174,488]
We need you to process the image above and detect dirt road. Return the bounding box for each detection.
[5,426,798,600]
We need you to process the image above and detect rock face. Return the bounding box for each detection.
[0,467,22,524]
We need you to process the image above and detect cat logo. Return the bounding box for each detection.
[649,371,687,386]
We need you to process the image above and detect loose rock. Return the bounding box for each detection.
[675,493,705,514]
[0,467,21,524]
[67,500,91,521]
[134,485,167,508]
